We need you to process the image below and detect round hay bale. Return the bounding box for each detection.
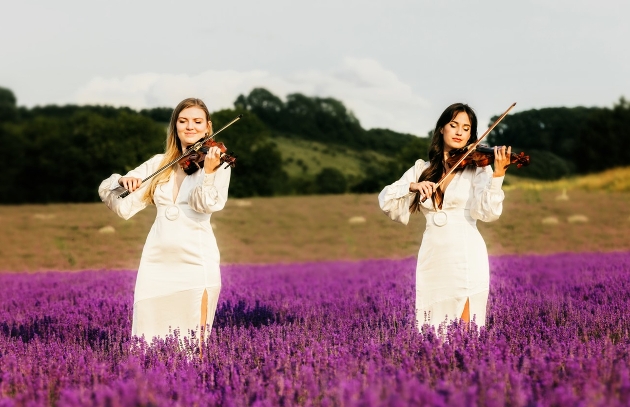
[234,200,252,207]
[98,225,116,234]
[348,216,366,224]
[541,216,559,225]
[567,214,588,223]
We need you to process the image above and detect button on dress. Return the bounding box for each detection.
[98,154,230,341]
[378,159,504,332]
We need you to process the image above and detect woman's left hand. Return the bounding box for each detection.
[204,146,222,174]
[493,145,512,177]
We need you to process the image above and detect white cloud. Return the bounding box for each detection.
[74,58,433,135]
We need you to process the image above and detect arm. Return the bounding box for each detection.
[97,155,162,220]
[469,166,505,222]
[378,159,425,225]
[188,166,231,214]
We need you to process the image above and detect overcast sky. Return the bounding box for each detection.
[2,0,628,135]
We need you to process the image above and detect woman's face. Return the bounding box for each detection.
[440,111,472,153]
[176,107,211,148]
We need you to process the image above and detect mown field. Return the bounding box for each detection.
[0,179,629,272]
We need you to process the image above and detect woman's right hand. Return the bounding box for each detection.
[409,181,436,199]
[119,177,143,192]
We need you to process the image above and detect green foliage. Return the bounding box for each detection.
[510,149,574,180]
[140,107,174,123]
[575,98,630,173]
[4,84,625,203]
[210,109,288,198]
[351,135,430,193]
[315,168,347,194]
[235,88,416,152]
[0,109,164,203]
[487,106,594,157]
[487,104,630,179]
[0,86,18,122]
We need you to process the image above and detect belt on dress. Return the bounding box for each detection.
[426,209,476,227]
[156,205,210,221]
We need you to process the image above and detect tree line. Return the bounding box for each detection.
[0,87,424,203]
[487,98,630,179]
[1,85,628,203]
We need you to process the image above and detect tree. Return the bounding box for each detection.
[0,86,18,122]
[209,108,287,197]
[574,98,630,173]
[315,168,347,194]
[0,108,165,203]
[487,106,598,179]
[140,107,173,123]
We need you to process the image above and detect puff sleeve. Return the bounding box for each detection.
[187,166,231,214]
[378,159,426,225]
[97,155,162,220]
[469,166,505,222]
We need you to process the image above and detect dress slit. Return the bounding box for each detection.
[461,297,470,322]
[199,288,209,357]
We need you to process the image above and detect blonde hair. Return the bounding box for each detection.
[143,98,213,204]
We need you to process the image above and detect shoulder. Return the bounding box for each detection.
[149,154,165,164]
[413,158,428,176]
[145,154,165,169]
[413,158,428,170]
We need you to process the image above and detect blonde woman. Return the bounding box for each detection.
[99,98,230,343]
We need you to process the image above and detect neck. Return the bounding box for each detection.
[442,148,451,162]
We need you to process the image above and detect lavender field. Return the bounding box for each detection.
[2,252,630,406]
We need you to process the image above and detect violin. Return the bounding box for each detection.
[446,144,530,170]
[178,137,237,175]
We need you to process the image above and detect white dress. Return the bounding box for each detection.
[378,159,504,332]
[98,154,231,341]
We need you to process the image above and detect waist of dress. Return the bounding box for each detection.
[156,204,210,222]
[424,209,476,227]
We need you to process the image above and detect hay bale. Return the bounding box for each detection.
[567,215,588,223]
[234,200,252,207]
[348,216,366,224]
[98,225,116,234]
[541,216,559,225]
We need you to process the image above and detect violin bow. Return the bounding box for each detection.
[118,114,243,199]
[420,102,516,203]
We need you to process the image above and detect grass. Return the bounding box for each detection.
[1,187,629,272]
[271,136,388,179]
[505,166,630,192]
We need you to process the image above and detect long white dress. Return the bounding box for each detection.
[98,154,230,341]
[378,159,504,332]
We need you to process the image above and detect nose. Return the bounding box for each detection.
[186,121,194,130]
[455,126,463,136]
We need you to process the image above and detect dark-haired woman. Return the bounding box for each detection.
[378,103,511,333]
[98,98,229,343]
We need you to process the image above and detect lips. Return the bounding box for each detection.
[452,138,462,142]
